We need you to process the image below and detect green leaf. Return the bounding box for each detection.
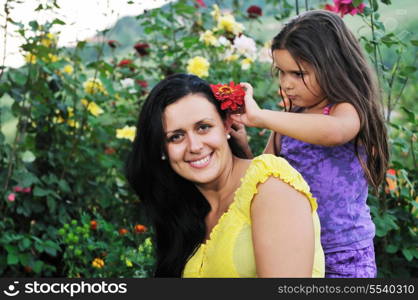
[47,197,57,214]
[352,0,363,7]
[18,253,30,266]
[52,18,66,25]
[33,186,50,197]
[29,20,39,30]
[411,40,418,46]
[386,244,398,254]
[182,36,199,49]
[402,249,413,261]
[400,107,416,123]
[7,253,19,265]
[33,260,44,273]
[19,238,31,250]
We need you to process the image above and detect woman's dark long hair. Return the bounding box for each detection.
[271,10,389,189]
[125,74,247,277]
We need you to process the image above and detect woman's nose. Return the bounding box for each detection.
[188,134,203,153]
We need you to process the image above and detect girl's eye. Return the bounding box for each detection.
[294,72,305,78]
[168,133,184,143]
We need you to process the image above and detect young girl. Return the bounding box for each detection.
[232,10,389,278]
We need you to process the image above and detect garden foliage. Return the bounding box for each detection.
[0,0,416,277]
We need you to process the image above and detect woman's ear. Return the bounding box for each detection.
[224,116,233,133]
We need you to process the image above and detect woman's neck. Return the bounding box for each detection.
[196,155,248,214]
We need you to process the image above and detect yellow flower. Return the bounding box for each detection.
[83,78,106,94]
[224,54,239,62]
[116,125,136,142]
[241,57,254,70]
[53,116,65,124]
[67,119,80,128]
[125,258,133,267]
[211,4,221,21]
[25,53,37,64]
[187,56,210,78]
[67,107,75,118]
[41,33,57,47]
[63,65,73,74]
[81,98,104,116]
[92,258,105,269]
[216,14,244,35]
[47,54,59,63]
[200,30,219,47]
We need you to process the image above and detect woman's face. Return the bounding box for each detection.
[163,93,231,185]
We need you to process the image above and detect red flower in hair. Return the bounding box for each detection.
[247,5,262,18]
[210,82,245,113]
[133,43,150,56]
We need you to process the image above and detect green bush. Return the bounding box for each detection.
[0,0,416,277]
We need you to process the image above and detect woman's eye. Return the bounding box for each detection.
[294,72,304,77]
[198,124,211,132]
[168,134,183,143]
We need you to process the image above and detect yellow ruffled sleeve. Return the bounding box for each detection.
[234,154,318,220]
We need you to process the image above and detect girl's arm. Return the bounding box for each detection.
[232,83,361,146]
[263,131,281,155]
[251,176,314,277]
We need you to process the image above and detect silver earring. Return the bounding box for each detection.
[161,154,166,160]
[227,134,231,139]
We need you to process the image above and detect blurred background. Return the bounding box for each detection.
[0,0,416,277]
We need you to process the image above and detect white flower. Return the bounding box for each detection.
[241,57,254,70]
[120,78,134,88]
[233,35,257,59]
[218,36,231,47]
[258,47,273,63]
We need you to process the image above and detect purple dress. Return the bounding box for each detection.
[277,105,377,278]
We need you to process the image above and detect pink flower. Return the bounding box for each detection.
[13,186,23,192]
[196,0,206,7]
[325,0,365,17]
[8,193,16,202]
[23,187,32,193]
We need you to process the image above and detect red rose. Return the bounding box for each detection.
[133,43,150,56]
[104,147,116,155]
[247,5,262,18]
[134,224,148,234]
[210,82,246,113]
[119,228,128,235]
[135,80,148,88]
[107,40,119,48]
[90,220,97,230]
[195,0,206,7]
[117,59,133,68]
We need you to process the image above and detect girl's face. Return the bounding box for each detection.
[163,93,231,185]
[273,49,326,108]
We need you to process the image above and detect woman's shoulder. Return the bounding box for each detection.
[235,154,318,213]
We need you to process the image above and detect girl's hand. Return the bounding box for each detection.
[230,121,253,158]
[230,82,263,128]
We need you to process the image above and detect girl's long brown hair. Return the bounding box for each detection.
[271,10,389,189]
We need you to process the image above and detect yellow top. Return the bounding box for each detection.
[182,154,325,278]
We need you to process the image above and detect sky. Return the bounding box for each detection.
[0,0,175,68]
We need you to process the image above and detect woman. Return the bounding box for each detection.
[126,74,324,277]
